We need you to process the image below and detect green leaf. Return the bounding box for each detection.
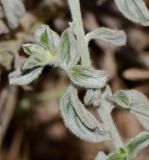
[20,56,44,72]
[1,0,25,28]
[9,67,43,85]
[69,65,108,89]
[115,0,149,26]
[22,43,56,71]
[84,89,101,107]
[86,27,126,46]
[21,52,55,72]
[60,86,110,143]
[95,148,127,160]
[10,40,57,86]
[126,132,149,159]
[34,24,60,55]
[107,152,126,160]
[22,44,47,56]
[108,90,149,131]
[96,151,127,160]
[59,28,80,70]
[106,90,130,109]
[97,85,113,113]
[96,132,149,160]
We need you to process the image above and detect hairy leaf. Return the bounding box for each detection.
[59,28,80,70]
[9,67,43,85]
[1,0,25,28]
[22,44,47,56]
[126,132,149,159]
[34,24,60,55]
[60,86,110,143]
[9,25,58,86]
[99,86,113,112]
[96,152,126,160]
[22,43,56,72]
[115,0,149,26]
[84,89,101,107]
[21,49,55,72]
[108,90,149,130]
[20,56,44,72]
[96,148,127,160]
[69,65,108,89]
[96,132,149,160]
[106,90,130,109]
[86,27,126,46]
[106,152,126,160]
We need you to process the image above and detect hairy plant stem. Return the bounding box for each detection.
[68,0,91,67]
[98,104,124,149]
[68,0,124,150]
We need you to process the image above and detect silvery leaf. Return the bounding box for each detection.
[115,0,149,26]
[108,90,149,130]
[126,132,149,159]
[69,65,108,89]
[9,67,43,85]
[96,148,127,160]
[84,89,101,107]
[60,86,110,143]
[99,86,113,111]
[21,52,55,71]
[1,0,25,28]
[106,152,126,160]
[71,87,105,131]
[20,56,45,72]
[22,44,47,56]
[86,27,126,46]
[59,28,80,70]
[34,24,60,55]
[106,90,130,109]
[98,132,149,160]
[22,43,56,71]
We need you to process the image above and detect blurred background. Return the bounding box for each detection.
[0,0,149,159]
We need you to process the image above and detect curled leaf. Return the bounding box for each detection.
[20,56,44,72]
[34,24,60,55]
[108,90,149,130]
[9,25,58,86]
[21,47,55,72]
[86,27,126,46]
[84,89,101,107]
[59,28,80,70]
[96,148,127,160]
[69,65,108,89]
[22,44,46,56]
[60,86,110,143]
[106,90,130,109]
[97,132,149,160]
[106,151,126,160]
[99,86,113,112]
[9,67,43,85]
[1,0,25,28]
[115,0,149,26]
[126,131,149,159]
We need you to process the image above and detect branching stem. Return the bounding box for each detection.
[68,0,91,67]
[98,104,124,149]
[68,0,124,150]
